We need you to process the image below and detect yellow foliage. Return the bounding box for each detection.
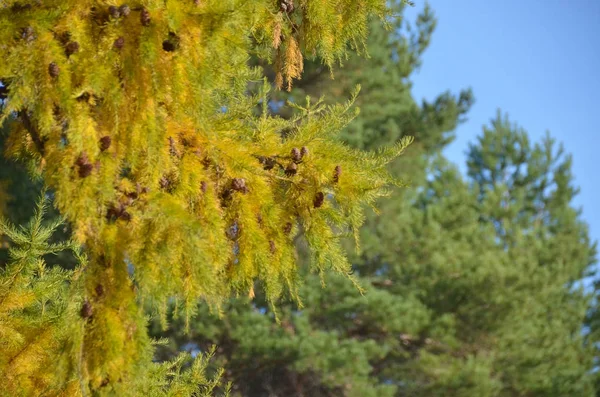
[0,1,413,394]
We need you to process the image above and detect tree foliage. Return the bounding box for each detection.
[0,0,416,394]
[1,1,597,396]
[0,193,231,396]
[156,114,597,397]
[152,4,598,396]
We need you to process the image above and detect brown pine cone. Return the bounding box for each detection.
[114,37,125,50]
[280,0,294,13]
[65,41,80,57]
[119,5,131,17]
[119,211,132,221]
[168,137,180,157]
[106,203,125,221]
[76,153,93,178]
[291,147,302,163]
[163,40,177,52]
[140,8,151,26]
[80,300,93,319]
[261,156,276,170]
[159,176,171,190]
[48,62,60,78]
[313,192,325,208]
[300,146,309,158]
[108,5,120,18]
[21,26,35,42]
[162,33,180,52]
[285,162,297,176]
[231,178,247,193]
[333,165,342,184]
[99,136,112,151]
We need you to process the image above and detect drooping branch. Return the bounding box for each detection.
[18,110,45,156]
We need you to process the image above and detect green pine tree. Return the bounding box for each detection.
[0,123,78,268]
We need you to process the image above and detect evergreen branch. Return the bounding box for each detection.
[17,110,45,156]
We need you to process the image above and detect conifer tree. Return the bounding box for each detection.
[0,123,79,268]
[156,113,597,396]
[0,193,228,396]
[149,3,475,396]
[0,1,416,395]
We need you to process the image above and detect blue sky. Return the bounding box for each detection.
[404,1,600,265]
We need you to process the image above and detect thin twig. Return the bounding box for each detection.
[18,110,45,156]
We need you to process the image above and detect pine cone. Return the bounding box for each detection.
[119,211,132,221]
[108,5,120,18]
[114,36,125,50]
[162,33,180,52]
[163,40,176,52]
[300,146,309,158]
[261,156,276,170]
[159,176,171,190]
[21,26,35,42]
[283,222,293,235]
[75,152,88,166]
[291,147,302,163]
[231,178,247,193]
[48,62,60,78]
[333,165,341,184]
[285,162,297,176]
[126,191,138,201]
[79,164,93,178]
[168,137,180,157]
[269,240,276,253]
[226,224,238,241]
[95,284,104,297]
[106,203,124,221]
[119,4,131,17]
[106,206,118,221]
[99,135,112,151]
[280,0,294,13]
[106,202,131,222]
[76,153,93,178]
[140,8,151,26]
[80,300,93,319]
[200,181,207,193]
[65,41,80,57]
[313,191,325,208]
